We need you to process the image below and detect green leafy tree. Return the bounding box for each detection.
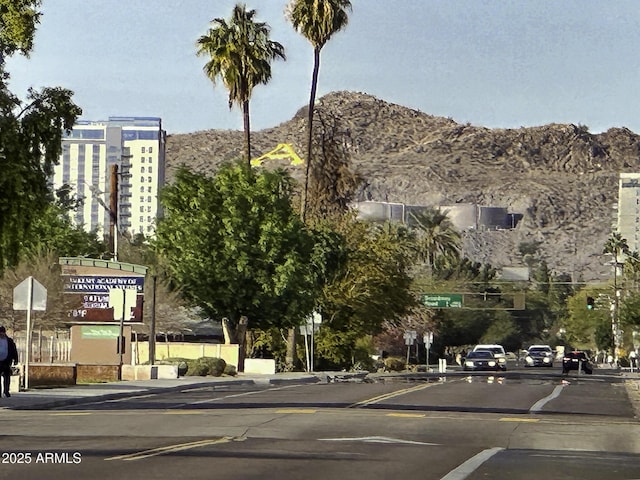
[286,0,352,222]
[19,186,106,260]
[479,311,521,352]
[0,1,82,272]
[563,291,608,350]
[314,218,416,368]
[197,3,285,166]
[153,164,328,336]
[0,0,40,62]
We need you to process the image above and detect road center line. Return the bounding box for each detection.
[530,384,565,413]
[105,437,232,461]
[349,382,441,408]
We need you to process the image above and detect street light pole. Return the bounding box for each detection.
[109,164,119,262]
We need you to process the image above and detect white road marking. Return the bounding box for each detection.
[440,447,504,480]
[318,436,439,445]
[530,384,565,413]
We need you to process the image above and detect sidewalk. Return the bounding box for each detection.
[0,372,323,411]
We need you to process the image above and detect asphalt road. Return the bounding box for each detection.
[0,369,639,480]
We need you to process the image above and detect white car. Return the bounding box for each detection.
[472,344,507,371]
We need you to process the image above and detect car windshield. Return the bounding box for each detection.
[485,347,504,355]
[529,347,551,354]
[469,351,493,359]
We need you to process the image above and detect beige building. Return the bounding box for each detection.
[52,117,166,239]
[617,173,640,253]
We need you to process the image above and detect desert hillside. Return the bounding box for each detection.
[166,91,640,282]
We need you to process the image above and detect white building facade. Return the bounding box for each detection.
[52,117,166,239]
[617,173,640,253]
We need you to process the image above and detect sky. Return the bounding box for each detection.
[6,0,640,135]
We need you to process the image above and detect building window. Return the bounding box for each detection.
[148,166,153,173]
[142,147,146,153]
[149,146,153,153]
[140,216,144,223]
[140,196,145,203]
[140,206,144,213]
[148,176,152,183]
[147,196,152,202]
[140,176,145,183]
[147,206,152,212]
[140,186,144,193]
[147,216,152,223]
[141,167,145,174]
[147,187,152,193]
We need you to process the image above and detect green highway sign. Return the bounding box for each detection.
[422,293,463,308]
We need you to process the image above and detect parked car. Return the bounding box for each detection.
[463,350,502,372]
[472,344,507,371]
[562,350,593,374]
[525,345,554,367]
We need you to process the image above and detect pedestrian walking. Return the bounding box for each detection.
[630,349,638,372]
[0,326,18,397]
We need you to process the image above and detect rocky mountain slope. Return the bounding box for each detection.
[166,91,640,282]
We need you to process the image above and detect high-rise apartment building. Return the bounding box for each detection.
[617,172,640,253]
[53,117,166,239]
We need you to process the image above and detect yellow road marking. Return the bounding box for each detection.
[386,413,426,418]
[275,409,317,414]
[350,383,439,407]
[499,418,540,423]
[162,410,204,415]
[50,412,93,416]
[105,437,232,461]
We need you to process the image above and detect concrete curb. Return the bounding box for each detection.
[7,374,323,411]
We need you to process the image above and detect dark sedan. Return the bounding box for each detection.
[562,351,593,374]
[463,350,501,371]
[524,346,554,367]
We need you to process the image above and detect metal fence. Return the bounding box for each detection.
[14,336,72,364]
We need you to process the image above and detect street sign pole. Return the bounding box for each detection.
[25,277,33,390]
[13,276,47,391]
[109,288,137,380]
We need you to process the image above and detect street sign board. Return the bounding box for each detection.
[422,294,463,308]
[13,276,47,311]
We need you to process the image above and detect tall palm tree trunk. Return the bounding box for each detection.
[300,46,321,223]
[243,99,252,169]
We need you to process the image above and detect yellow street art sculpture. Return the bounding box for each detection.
[251,143,304,167]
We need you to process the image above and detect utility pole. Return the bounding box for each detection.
[149,275,157,365]
[109,164,119,262]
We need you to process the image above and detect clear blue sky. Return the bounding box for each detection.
[7,0,640,135]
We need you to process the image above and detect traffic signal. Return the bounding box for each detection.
[586,296,595,310]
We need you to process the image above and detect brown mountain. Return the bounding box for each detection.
[166,91,640,282]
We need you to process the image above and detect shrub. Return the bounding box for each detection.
[223,364,237,376]
[384,357,406,372]
[185,357,227,376]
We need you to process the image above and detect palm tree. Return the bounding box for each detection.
[197,4,285,167]
[286,0,352,222]
[603,232,630,359]
[409,208,462,274]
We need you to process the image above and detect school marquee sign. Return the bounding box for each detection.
[59,257,148,323]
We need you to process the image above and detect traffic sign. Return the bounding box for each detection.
[422,294,463,308]
[13,276,47,311]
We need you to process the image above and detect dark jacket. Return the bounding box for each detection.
[2,337,18,365]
